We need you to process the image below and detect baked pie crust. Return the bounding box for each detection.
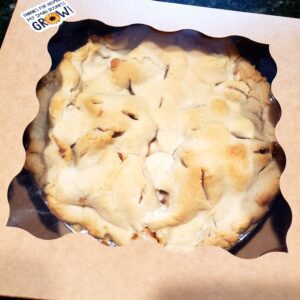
[25,26,282,252]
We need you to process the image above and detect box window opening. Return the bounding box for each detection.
[7,20,290,259]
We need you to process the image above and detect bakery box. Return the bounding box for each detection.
[0,0,300,299]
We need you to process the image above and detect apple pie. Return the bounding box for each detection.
[25,26,282,252]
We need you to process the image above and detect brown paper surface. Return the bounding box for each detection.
[0,0,300,299]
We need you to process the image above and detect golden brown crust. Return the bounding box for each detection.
[25,26,282,252]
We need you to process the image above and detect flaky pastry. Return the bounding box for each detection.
[26,26,282,252]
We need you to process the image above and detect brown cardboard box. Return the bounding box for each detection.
[0,0,299,298]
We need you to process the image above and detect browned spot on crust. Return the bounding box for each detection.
[139,187,145,204]
[79,196,87,204]
[128,79,135,95]
[143,227,160,242]
[160,198,168,205]
[110,58,121,70]
[164,65,169,79]
[97,127,108,132]
[101,239,110,246]
[210,99,229,116]
[254,148,270,155]
[122,110,138,120]
[201,169,209,202]
[149,133,157,145]
[59,147,67,158]
[52,137,72,161]
[227,144,247,159]
[85,97,102,116]
[180,158,188,168]
[118,152,125,161]
[228,85,248,96]
[146,130,158,156]
[100,233,113,246]
[157,190,169,206]
[112,131,125,138]
[132,233,139,240]
[90,98,102,104]
[159,97,163,108]
[215,81,224,86]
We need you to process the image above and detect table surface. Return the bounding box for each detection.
[1,0,300,47]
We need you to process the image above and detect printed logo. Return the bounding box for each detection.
[21,0,75,32]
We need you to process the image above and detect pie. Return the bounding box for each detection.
[25,26,282,252]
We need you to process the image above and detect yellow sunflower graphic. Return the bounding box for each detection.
[44,13,61,25]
